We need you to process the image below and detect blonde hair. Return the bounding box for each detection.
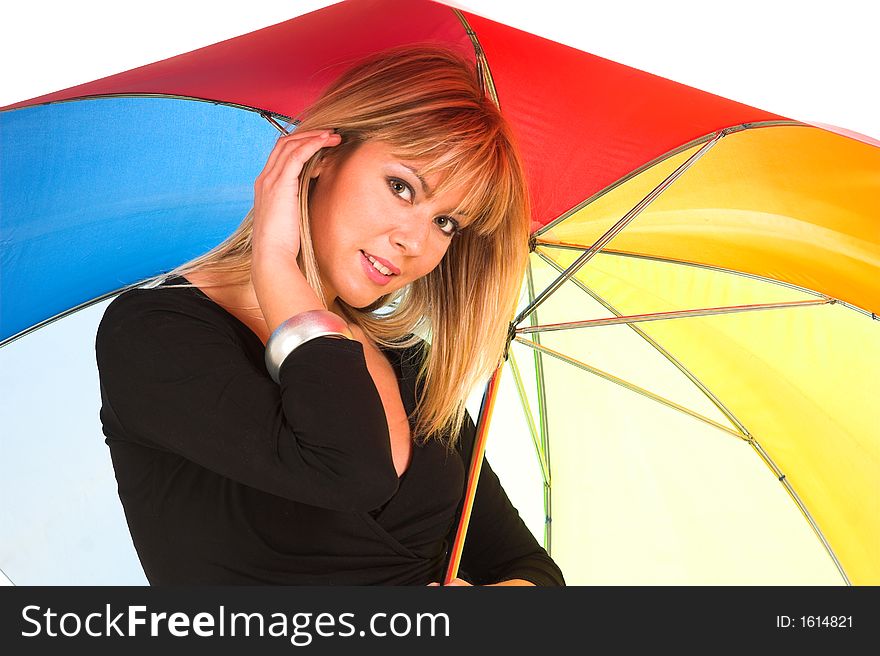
[154,45,531,447]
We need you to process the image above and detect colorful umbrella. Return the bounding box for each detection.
[2,0,877,585]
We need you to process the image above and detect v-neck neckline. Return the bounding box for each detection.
[162,274,420,484]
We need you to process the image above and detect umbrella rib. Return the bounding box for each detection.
[515,130,726,327]
[515,298,833,333]
[513,336,745,440]
[0,281,148,349]
[538,244,877,320]
[452,9,501,108]
[534,119,806,238]
[0,266,205,348]
[748,439,852,586]
[0,92,298,123]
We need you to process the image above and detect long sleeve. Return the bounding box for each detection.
[95,289,399,513]
[455,412,566,586]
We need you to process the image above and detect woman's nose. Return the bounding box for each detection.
[389,214,430,255]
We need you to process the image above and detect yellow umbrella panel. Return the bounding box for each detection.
[485,123,879,585]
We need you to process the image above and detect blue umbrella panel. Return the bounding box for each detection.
[2,96,281,343]
[0,96,280,584]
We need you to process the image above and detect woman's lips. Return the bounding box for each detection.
[360,250,395,286]
[362,250,400,275]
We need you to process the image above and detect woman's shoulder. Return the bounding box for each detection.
[102,275,203,319]
[97,275,234,350]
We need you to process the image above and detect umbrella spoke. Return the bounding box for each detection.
[532,248,752,436]
[506,347,550,486]
[516,298,832,333]
[515,130,727,327]
[259,111,295,135]
[539,244,876,318]
[513,336,746,440]
[525,260,554,552]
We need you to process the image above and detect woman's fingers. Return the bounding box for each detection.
[259,129,339,182]
[251,130,340,259]
[426,578,472,586]
[262,132,341,196]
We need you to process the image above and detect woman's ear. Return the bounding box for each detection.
[312,135,354,179]
[310,148,339,179]
[309,158,324,179]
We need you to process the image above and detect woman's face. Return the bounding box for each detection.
[308,139,469,311]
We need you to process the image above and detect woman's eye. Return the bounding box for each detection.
[434,215,460,237]
[388,177,413,202]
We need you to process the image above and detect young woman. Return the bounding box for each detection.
[95,46,565,586]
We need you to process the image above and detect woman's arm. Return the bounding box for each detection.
[96,297,399,512]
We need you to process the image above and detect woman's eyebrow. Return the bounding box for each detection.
[401,164,430,195]
[399,163,469,218]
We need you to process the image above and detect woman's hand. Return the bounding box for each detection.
[252,129,341,262]
[485,579,535,586]
[427,578,535,586]
[250,129,343,335]
[427,578,472,586]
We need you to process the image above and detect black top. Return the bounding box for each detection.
[95,276,565,586]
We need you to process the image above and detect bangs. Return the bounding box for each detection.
[385,122,521,238]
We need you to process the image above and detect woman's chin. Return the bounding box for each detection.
[349,291,395,311]
[334,279,406,311]
[333,293,378,311]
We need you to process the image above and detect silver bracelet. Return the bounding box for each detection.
[265,309,354,384]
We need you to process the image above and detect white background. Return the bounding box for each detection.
[3,0,877,137]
